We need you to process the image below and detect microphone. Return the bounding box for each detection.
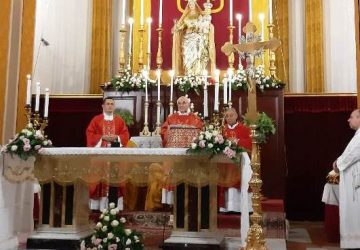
[41,38,50,46]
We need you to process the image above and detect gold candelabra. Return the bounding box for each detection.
[156,27,163,69]
[140,100,151,136]
[119,25,127,74]
[138,26,145,70]
[227,25,235,70]
[267,23,277,79]
[25,104,48,132]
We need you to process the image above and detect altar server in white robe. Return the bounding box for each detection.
[333,109,360,249]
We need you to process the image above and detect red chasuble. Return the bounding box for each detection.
[223,122,252,151]
[86,114,129,205]
[86,114,129,147]
[160,112,203,147]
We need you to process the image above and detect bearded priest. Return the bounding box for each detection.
[86,97,130,211]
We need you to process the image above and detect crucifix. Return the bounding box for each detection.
[221,22,280,250]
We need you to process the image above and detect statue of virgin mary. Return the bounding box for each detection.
[172,0,216,76]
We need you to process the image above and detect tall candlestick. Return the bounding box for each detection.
[227,68,233,102]
[236,14,242,43]
[128,18,134,55]
[121,0,126,26]
[214,69,220,112]
[140,0,144,26]
[157,69,161,101]
[249,0,252,22]
[229,0,233,26]
[268,0,273,24]
[26,74,32,106]
[169,70,174,102]
[159,0,163,27]
[259,13,265,41]
[223,74,228,104]
[143,70,149,102]
[44,88,49,118]
[35,82,41,112]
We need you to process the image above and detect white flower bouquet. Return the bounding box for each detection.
[104,69,156,93]
[1,123,52,160]
[187,124,245,164]
[81,203,143,250]
[174,75,204,95]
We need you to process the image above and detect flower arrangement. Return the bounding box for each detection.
[1,123,52,160]
[81,203,143,250]
[187,124,246,164]
[221,65,285,91]
[243,112,276,144]
[104,69,155,92]
[174,75,204,95]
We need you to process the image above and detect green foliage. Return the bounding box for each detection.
[115,110,134,127]
[243,112,276,144]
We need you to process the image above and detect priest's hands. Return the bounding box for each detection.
[102,134,118,142]
[332,160,339,173]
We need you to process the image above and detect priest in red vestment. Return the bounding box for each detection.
[218,108,252,212]
[86,97,129,211]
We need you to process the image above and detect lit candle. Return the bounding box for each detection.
[140,0,144,26]
[128,18,134,55]
[236,14,242,43]
[44,88,50,118]
[229,0,233,26]
[35,82,41,112]
[121,0,126,26]
[268,0,273,24]
[227,68,233,102]
[159,0,163,27]
[169,70,174,102]
[214,69,220,112]
[147,18,152,54]
[157,69,161,101]
[249,0,252,22]
[26,74,32,106]
[223,73,228,105]
[203,70,208,118]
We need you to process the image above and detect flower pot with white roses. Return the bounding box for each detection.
[81,202,143,250]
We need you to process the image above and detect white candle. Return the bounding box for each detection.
[143,70,149,102]
[157,69,161,101]
[121,0,126,26]
[35,82,41,112]
[128,18,134,55]
[44,88,50,118]
[26,74,32,106]
[227,68,233,102]
[268,0,273,24]
[223,74,228,105]
[147,18,152,54]
[229,0,233,26]
[140,0,144,26]
[236,14,242,43]
[159,0,163,27]
[169,70,174,102]
[203,70,208,118]
[214,69,220,112]
[249,0,252,22]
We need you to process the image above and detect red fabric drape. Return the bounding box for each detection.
[285,95,357,114]
[150,0,249,70]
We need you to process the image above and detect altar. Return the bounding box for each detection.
[24,147,251,249]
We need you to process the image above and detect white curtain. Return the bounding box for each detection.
[288,0,305,93]
[323,0,357,93]
[32,0,93,94]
